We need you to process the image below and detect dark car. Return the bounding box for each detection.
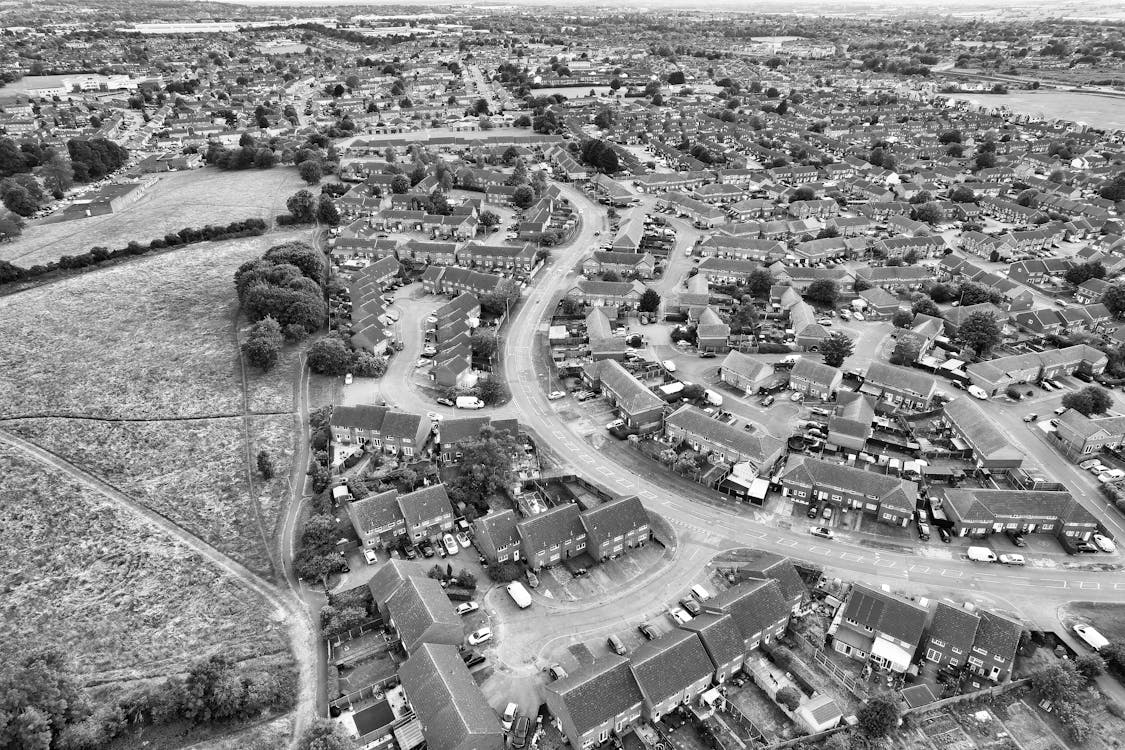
[403,545,418,559]
[436,397,454,407]
[639,623,659,640]
[680,598,702,616]
[760,395,775,407]
[938,527,951,543]
[511,716,532,749]
[807,503,820,519]
[1006,530,1026,547]
[607,634,627,655]
[461,651,485,668]
[420,541,435,558]
[699,351,716,359]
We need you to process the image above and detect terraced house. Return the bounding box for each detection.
[629,630,714,721]
[330,405,430,457]
[664,404,786,475]
[580,496,651,561]
[583,359,666,433]
[829,584,928,674]
[779,455,917,526]
[936,488,1098,542]
[517,503,587,569]
[545,655,644,749]
[924,603,1022,683]
[860,362,937,411]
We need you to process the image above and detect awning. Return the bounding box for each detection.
[871,637,913,671]
[859,383,882,396]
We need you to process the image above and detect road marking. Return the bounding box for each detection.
[774,539,797,548]
[580,455,595,464]
[873,559,896,568]
[1077,581,1100,590]
[840,552,864,561]
[908,565,930,573]
[640,490,656,499]
[596,467,613,476]
[615,478,631,487]
[809,546,830,554]
[940,569,963,578]
[1037,579,1067,588]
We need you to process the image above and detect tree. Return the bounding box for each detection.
[890,336,922,365]
[949,185,977,203]
[295,718,357,750]
[957,282,992,307]
[892,309,914,328]
[0,183,36,216]
[317,194,340,225]
[508,158,528,186]
[639,288,661,313]
[512,185,535,209]
[476,378,506,405]
[478,210,500,228]
[38,153,73,195]
[667,70,685,85]
[955,311,1001,355]
[307,338,353,376]
[390,173,410,194]
[927,282,958,304]
[286,189,317,223]
[298,159,322,185]
[350,351,387,377]
[803,279,839,308]
[257,450,276,479]
[975,150,997,170]
[820,331,854,367]
[445,426,520,510]
[1065,261,1106,286]
[775,686,801,712]
[857,695,898,738]
[853,276,872,293]
[913,201,945,225]
[746,269,773,298]
[1062,386,1113,416]
[1102,283,1125,318]
[593,108,614,130]
[0,648,90,748]
[242,317,284,371]
[470,330,498,360]
[1075,653,1106,682]
[1031,661,1084,704]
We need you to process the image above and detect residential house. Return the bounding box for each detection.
[347,489,407,549]
[580,496,650,561]
[779,455,917,526]
[1054,409,1125,458]
[696,307,731,353]
[330,405,430,457]
[567,279,647,308]
[937,488,1098,542]
[829,584,928,673]
[861,362,937,410]
[788,359,843,401]
[472,509,522,563]
[941,397,1024,471]
[583,359,666,433]
[400,644,505,750]
[629,630,715,721]
[679,614,747,684]
[545,656,644,749]
[703,579,792,657]
[517,503,587,570]
[827,391,876,453]
[664,404,786,475]
[386,575,464,653]
[719,351,776,395]
[398,484,456,543]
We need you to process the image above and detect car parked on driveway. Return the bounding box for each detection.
[1006,530,1026,547]
[468,627,493,646]
[511,716,532,749]
[443,533,459,555]
[1093,533,1116,552]
[501,702,518,731]
[639,623,659,640]
[548,390,566,400]
[455,601,479,616]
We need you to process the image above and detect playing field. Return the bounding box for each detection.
[0,166,306,267]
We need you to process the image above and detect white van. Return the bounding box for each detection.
[966,546,998,563]
[690,584,712,601]
[1074,623,1109,651]
[456,396,485,409]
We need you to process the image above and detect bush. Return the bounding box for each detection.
[308,338,353,376]
[757,343,791,353]
[486,560,525,583]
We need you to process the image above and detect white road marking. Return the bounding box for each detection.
[940,569,963,578]
[908,565,930,573]
[1077,581,1100,589]
[873,559,896,568]
[840,552,864,561]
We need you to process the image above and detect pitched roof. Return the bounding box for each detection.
[545,656,644,736]
[943,398,1024,462]
[629,629,714,705]
[591,359,665,415]
[974,610,1022,667]
[347,489,404,535]
[720,350,774,382]
[679,613,749,670]
[474,509,520,552]
[517,503,584,552]
[396,484,455,528]
[863,361,937,399]
[400,644,503,750]
[706,579,791,642]
[791,358,841,389]
[781,456,918,511]
[386,575,461,650]
[580,496,648,547]
[841,584,928,649]
[665,404,785,467]
[927,602,979,655]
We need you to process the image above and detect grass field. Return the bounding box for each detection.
[0,446,290,687]
[0,231,311,420]
[1067,602,1125,642]
[0,167,306,267]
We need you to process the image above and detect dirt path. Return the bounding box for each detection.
[0,428,320,749]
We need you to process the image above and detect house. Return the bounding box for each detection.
[1054,409,1125,458]
[940,393,1022,467]
[366,558,416,621]
[937,488,1098,542]
[629,630,715,721]
[923,602,980,674]
[397,484,456,543]
[545,656,644,749]
[734,555,809,614]
[584,250,656,279]
[347,489,407,549]
[664,404,786,475]
[696,307,731,353]
[968,611,1023,684]
[788,359,842,401]
[857,287,902,319]
[580,496,650,561]
[400,644,504,750]
[567,279,647,308]
[829,584,928,673]
[435,417,518,464]
[924,603,1022,683]
[965,345,1107,396]
[586,308,629,361]
[472,509,521,563]
[779,455,917,526]
[330,405,430,457]
[703,579,792,657]
[679,614,747,684]
[827,391,876,453]
[719,351,776,395]
[583,359,666,434]
[386,575,464,653]
[861,362,937,410]
[517,503,587,570]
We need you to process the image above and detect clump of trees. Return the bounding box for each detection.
[1062,385,1112,416]
[204,137,278,171]
[66,137,129,182]
[445,425,520,516]
[280,188,341,226]
[306,335,386,379]
[578,139,620,174]
[235,241,327,340]
[0,648,296,749]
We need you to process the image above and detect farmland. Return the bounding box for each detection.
[0,166,306,267]
[0,445,291,688]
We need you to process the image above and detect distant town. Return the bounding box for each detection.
[1,3,1125,750]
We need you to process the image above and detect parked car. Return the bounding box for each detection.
[821,505,834,521]
[443,534,459,555]
[468,627,493,645]
[807,503,820,519]
[362,548,378,564]
[999,553,1025,566]
[669,607,692,624]
[462,652,486,668]
[639,623,659,640]
[576,390,597,402]
[606,418,625,430]
[1006,530,1026,547]
[511,716,532,749]
[810,526,834,540]
[455,601,480,616]
[344,373,353,385]
[420,541,435,558]
[938,527,951,543]
[607,634,627,655]
[760,395,775,407]
[547,390,566,400]
[680,598,702,616]
[501,702,518,731]
[790,391,804,402]
[699,351,716,358]
[403,545,418,559]
[1023,413,1038,423]
[436,397,455,407]
[547,664,568,681]
[457,531,472,548]
[1092,533,1116,553]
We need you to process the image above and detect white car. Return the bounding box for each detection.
[457,531,472,548]
[967,385,989,400]
[817,317,834,326]
[606,418,625,430]
[468,627,493,645]
[548,390,566,400]
[1092,534,1116,553]
[362,548,378,564]
[662,360,677,372]
[443,533,459,555]
[852,311,865,321]
[455,601,480,616]
[501,702,518,731]
[998,553,1025,566]
[810,526,834,540]
[416,359,431,368]
[344,373,353,385]
[669,607,692,624]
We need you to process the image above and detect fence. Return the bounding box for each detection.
[328,674,403,711]
[791,632,867,700]
[900,677,1030,718]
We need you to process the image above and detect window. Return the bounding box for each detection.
[926,648,942,662]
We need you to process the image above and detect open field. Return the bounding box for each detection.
[5,415,295,575]
[0,167,306,267]
[946,90,1125,130]
[0,230,311,420]
[0,446,290,688]
[1066,601,1125,642]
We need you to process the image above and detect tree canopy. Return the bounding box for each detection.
[1062,386,1112,416]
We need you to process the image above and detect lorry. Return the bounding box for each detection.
[966,546,998,563]
[704,389,723,407]
[506,581,532,609]
[456,396,485,409]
